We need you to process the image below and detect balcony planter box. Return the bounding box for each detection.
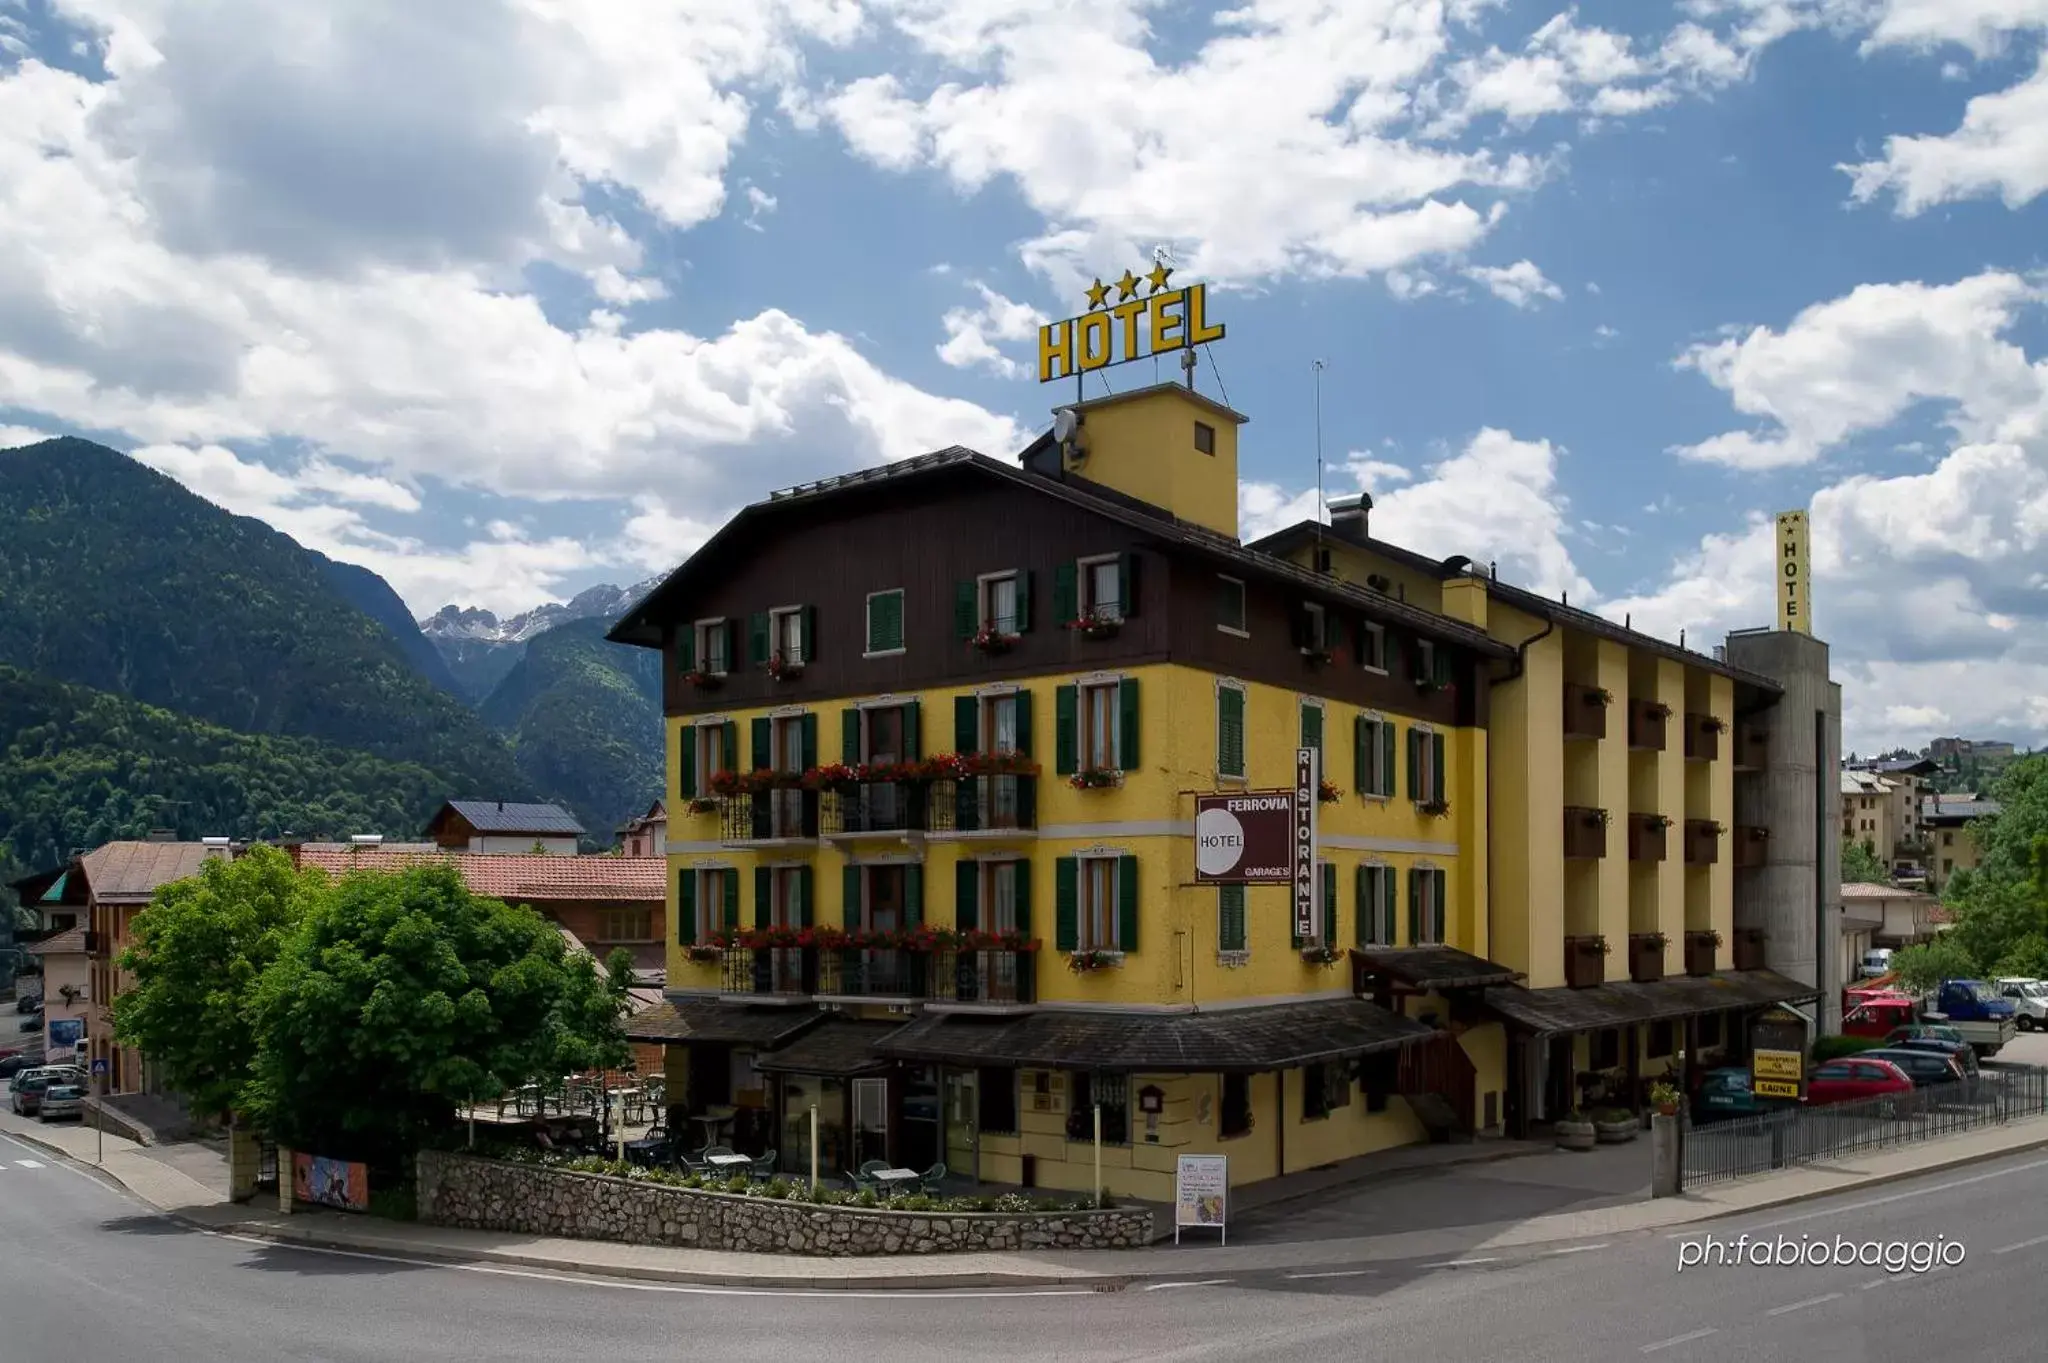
[1684,930,1720,977]
[1628,813,1671,863]
[1734,825,1768,868]
[1627,700,1670,752]
[1563,684,1609,741]
[682,669,723,691]
[1555,1115,1597,1151]
[1683,819,1722,865]
[1733,928,1767,971]
[1563,806,1609,860]
[1628,933,1667,983]
[1564,935,1608,989]
[1683,713,1723,762]
[1734,726,1769,770]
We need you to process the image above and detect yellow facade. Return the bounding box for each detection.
[1055,385,1243,539]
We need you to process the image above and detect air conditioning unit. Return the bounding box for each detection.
[1366,574,1391,593]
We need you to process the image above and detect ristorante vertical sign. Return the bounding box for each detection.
[1293,748,1319,942]
[1038,263,1227,384]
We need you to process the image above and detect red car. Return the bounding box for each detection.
[1805,1056,1913,1106]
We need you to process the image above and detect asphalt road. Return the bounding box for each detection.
[1,1126,2042,1361]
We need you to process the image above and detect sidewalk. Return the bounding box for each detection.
[7,1108,2046,1290]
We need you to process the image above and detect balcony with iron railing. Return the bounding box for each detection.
[815,947,932,1002]
[821,782,947,838]
[943,775,1038,835]
[931,943,1040,1009]
[719,945,818,1001]
[718,789,818,846]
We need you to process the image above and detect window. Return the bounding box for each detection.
[1081,679,1120,771]
[677,867,738,946]
[686,719,734,799]
[1358,621,1386,671]
[1700,1013,1724,1048]
[1407,727,1447,804]
[690,618,732,675]
[1217,683,1246,778]
[1299,700,1325,763]
[772,606,804,664]
[978,1068,1019,1135]
[599,907,653,941]
[1215,575,1246,634]
[1414,639,1437,685]
[1218,884,1247,954]
[1193,420,1215,455]
[1081,855,1120,951]
[1943,832,1954,846]
[1648,1021,1674,1058]
[764,866,809,929]
[1067,1071,1130,1145]
[1408,867,1446,944]
[1356,715,1396,798]
[1081,555,1123,622]
[1302,1062,1350,1120]
[980,572,1020,635]
[1299,601,1328,652]
[1360,1053,1396,1113]
[1356,864,1395,945]
[1220,1073,1251,1138]
[1591,1029,1621,1070]
[865,589,905,654]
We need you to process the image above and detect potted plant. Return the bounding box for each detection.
[1645,701,1672,719]
[682,943,722,965]
[1299,945,1343,966]
[1591,1107,1638,1144]
[1584,686,1612,706]
[682,668,722,690]
[1317,778,1341,804]
[1068,768,1120,791]
[1067,949,1120,973]
[1414,675,1453,695]
[1583,808,1612,828]
[685,797,719,815]
[1065,612,1121,640]
[1703,715,1728,734]
[1555,1110,1596,1151]
[1649,1080,1682,1118]
[1418,797,1451,818]
[766,651,804,681]
[1646,813,1674,830]
[970,621,1019,655]
[1300,646,1334,667]
[1640,931,1670,950]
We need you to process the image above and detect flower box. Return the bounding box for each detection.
[1417,798,1451,818]
[970,623,1020,654]
[682,944,722,965]
[1299,647,1335,667]
[1565,935,1608,989]
[1684,929,1720,977]
[682,669,722,691]
[685,797,719,816]
[1069,768,1121,791]
[767,651,804,681]
[1066,950,1122,973]
[1299,945,1343,966]
[1628,933,1667,983]
[1064,615,1121,640]
[1564,806,1608,859]
[1317,779,1341,805]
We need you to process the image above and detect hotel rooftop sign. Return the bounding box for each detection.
[1038,263,1226,384]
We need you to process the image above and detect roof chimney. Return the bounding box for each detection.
[497,800,505,812]
[1327,493,1371,545]
[146,828,176,843]
[349,834,384,846]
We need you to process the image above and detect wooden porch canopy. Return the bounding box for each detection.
[1480,969,1820,1038]
[1350,946,1522,995]
[624,1000,825,1049]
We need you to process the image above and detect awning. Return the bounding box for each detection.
[624,1000,825,1048]
[1482,969,1820,1036]
[751,1018,902,1077]
[1350,945,1523,991]
[876,998,1434,1072]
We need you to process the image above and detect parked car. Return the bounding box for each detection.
[1859,1048,1965,1089]
[14,993,41,1014]
[1995,978,2048,1032]
[1806,1056,1914,1107]
[1691,1067,1797,1124]
[1858,949,1893,980]
[17,1009,42,1033]
[37,1084,84,1122]
[9,1067,74,1116]
[0,1054,41,1080]
[1884,1035,1979,1076]
[1884,1023,1966,1047]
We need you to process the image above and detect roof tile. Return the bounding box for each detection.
[293,845,662,902]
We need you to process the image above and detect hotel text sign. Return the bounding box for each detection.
[1038,263,1226,383]
[1775,509,1810,635]
[1193,791,1294,885]
[1293,748,1320,941]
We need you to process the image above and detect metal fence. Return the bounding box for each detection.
[1682,1065,2048,1189]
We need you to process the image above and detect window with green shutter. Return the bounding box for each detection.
[955,857,980,931]
[1300,700,1324,759]
[1353,715,1396,797]
[1218,884,1247,953]
[1321,861,1338,947]
[722,867,741,931]
[1216,575,1246,633]
[1429,731,1447,804]
[677,869,697,946]
[1054,856,1079,951]
[865,589,905,654]
[1355,864,1395,946]
[678,724,698,799]
[1217,684,1246,778]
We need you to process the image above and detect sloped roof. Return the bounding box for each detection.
[1840,882,1935,901]
[434,800,586,836]
[1482,969,1818,1035]
[293,845,663,902]
[24,928,86,956]
[78,842,226,902]
[1923,797,2000,823]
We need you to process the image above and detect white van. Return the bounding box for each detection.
[1995,979,2048,1031]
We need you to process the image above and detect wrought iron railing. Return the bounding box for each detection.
[719,945,817,998]
[719,790,817,842]
[944,775,1038,833]
[815,947,931,1000]
[821,782,946,836]
[1682,1065,2048,1189]
[932,946,1038,1006]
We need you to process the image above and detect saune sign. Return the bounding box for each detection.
[1193,791,1294,885]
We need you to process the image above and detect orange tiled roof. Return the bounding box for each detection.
[292,845,664,903]
[79,842,228,901]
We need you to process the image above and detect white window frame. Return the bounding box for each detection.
[1216,574,1247,637]
[978,570,1020,636]
[1414,723,1442,804]
[1216,678,1247,781]
[1080,678,1121,772]
[1359,862,1395,946]
[1359,713,1393,800]
[864,588,906,658]
[1300,601,1328,654]
[693,717,731,794]
[1079,553,1123,623]
[1414,638,1437,684]
[1079,854,1121,952]
[687,867,727,946]
[980,691,1022,755]
[693,617,731,676]
[1359,621,1386,673]
[769,604,805,665]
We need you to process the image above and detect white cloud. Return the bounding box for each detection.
[742,184,779,231]
[1861,0,2048,57]
[612,494,722,577]
[0,424,57,449]
[1841,50,2048,214]
[936,282,1045,380]
[1463,259,1565,308]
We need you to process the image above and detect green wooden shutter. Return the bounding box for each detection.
[1430,732,1447,803]
[724,621,740,672]
[801,712,819,770]
[677,869,696,946]
[678,628,696,673]
[1406,869,1420,946]
[905,865,923,928]
[1325,613,1345,652]
[679,725,698,798]
[1219,686,1244,777]
[903,699,922,760]
[842,707,861,764]
[1118,677,1141,770]
[1120,553,1140,617]
[1353,867,1369,946]
[800,605,817,662]
[1301,703,1323,754]
[955,858,980,931]
[842,865,862,929]
[1219,885,1246,952]
[723,868,741,930]
[1012,859,1032,935]
[1054,857,1079,951]
[1322,862,1338,947]
[1380,722,1397,798]
[1384,631,1401,682]
[754,866,772,929]
[1054,685,1079,775]
[796,866,814,928]
[1014,688,1034,756]
[1435,644,1453,686]
[1433,869,1448,944]
[1117,855,1139,952]
[955,580,977,640]
[1352,715,1366,793]
[1053,563,1078,625]
[748,612,770,666]
[1016,571,1033,632]
[955,695,978,753]
[1406,729,1422,799]
[751,717,772,770]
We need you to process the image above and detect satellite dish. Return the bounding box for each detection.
[1053,409,1080,444]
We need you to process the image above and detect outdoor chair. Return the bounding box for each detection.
[841,1169,867,1192]
[916,1161,947,1194]
[750,1150,777,1180]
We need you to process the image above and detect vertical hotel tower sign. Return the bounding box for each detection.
[1776,510,1810,634]
[1038,263,1226,385]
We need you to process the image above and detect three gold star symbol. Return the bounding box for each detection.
[1085,277,1110,311]
[1114,269,1141,302]
[1145,262,1174,294]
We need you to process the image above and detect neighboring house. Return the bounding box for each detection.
[1843,756,1938,868]
[1922,794,2000,895]
[423,800,585,854]
[1841,770,1898,860]
[25,928,90,1063]
[616,801,668,858]
[1841,882,1948,949]
[1839,898,1883,988]
[1928,738,2014,763]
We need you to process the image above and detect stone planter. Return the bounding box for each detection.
[1555,1118,1596,1151]
[1594,1117,1638,1145]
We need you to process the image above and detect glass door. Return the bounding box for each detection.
[981,695,1020,829]
[865,705,903,828]
[943,1069,978,1177]
[852,1077,889,1169]
[772,716,805,836]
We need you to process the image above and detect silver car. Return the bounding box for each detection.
[37,1083,84,1122]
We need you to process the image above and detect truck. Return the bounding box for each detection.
[1994,978,2048,1032]
[1920,979,2017,1058]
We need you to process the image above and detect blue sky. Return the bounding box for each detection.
[2,1,2046,750]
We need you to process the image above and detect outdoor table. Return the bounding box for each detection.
[871,1167,920,1192]
[706,1153,754,1171]
[691,1107,737,1147]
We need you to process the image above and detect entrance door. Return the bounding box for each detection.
[852,1077,889,1168]
[900,1067,941,1174]
[982,861,1020,1002]
[943,1070,978,1176]
[1544,1036,1574,1123]
[865,706,904,828]
[981,695,1020,829]
[866,865,906,994]
[772,716,805,836]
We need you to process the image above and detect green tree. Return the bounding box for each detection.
[1841,841,1888,885]
[110,845,321,1120]
[1889,937,1980,994]
[246,861,626,1164]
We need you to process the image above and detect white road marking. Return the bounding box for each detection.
[1860,1278,1887,1291]
[1545,1243,1610,1256]
[1766,1292,1842,1316]
[1285,1269,1376,1280]
[1994,1233,2048,1254]
[1423,1256,1500,1268]
[1641,1327,1718,1353]
[1141,1279,1231,1292]
[1665,1156,2048,1238]
[15,1158,43,1168]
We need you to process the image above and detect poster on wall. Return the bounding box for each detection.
[1174,1153,1228,1245]
[46,1017,84,1051]
[292,1153,370,1212]
[1192,791,1295,885]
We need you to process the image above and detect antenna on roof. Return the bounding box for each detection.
[1312,359,1327,568]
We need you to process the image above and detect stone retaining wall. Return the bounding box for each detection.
[416,1150,1154,1256]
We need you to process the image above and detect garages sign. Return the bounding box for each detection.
[1194,791,1294,885]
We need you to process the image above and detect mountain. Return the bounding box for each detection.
[421,577,661,701]
[310,550,464,697]
[477,616,664,839]
[0,437,532,804]
[0,664,449,869]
